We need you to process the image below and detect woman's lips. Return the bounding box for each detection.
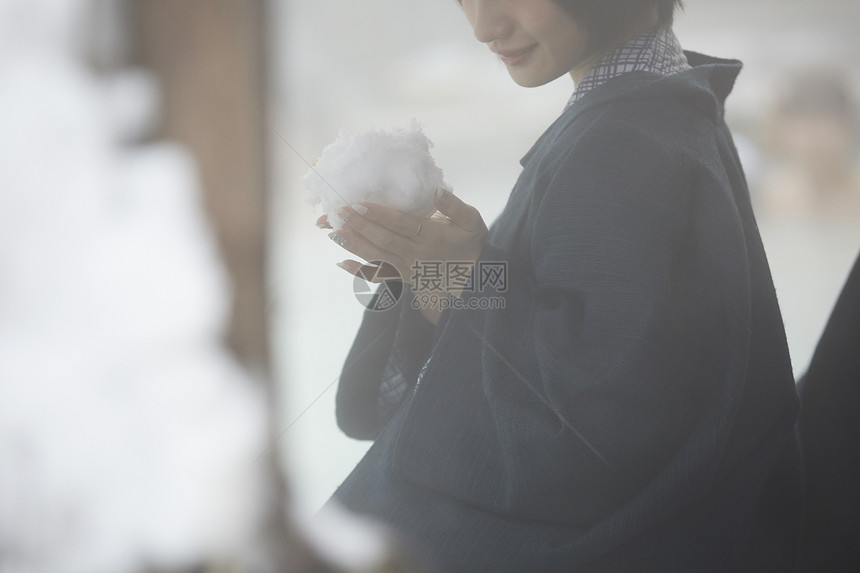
[494,45,536,67]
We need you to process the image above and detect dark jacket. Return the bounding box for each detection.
[798,250,860,572]
[331,52,802,573]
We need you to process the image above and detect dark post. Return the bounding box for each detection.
[133,0,270,374]
[130,2,304,570]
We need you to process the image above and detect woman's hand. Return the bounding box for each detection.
[317,188,488,324]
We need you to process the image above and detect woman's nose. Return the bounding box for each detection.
[466,0,514,45]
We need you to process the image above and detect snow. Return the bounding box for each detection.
[296,502,392,571]
[0,1,266,571]
[302,121,451,230]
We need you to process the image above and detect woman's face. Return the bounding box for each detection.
[459,0,593,87]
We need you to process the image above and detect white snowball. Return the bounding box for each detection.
[302,121,451,230]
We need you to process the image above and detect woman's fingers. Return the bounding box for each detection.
[353,203,426,239]
[342,206,417,251]
[328,226,403,271]
[322,193,487,284]
[315,213,332,229]
[336,259,400,282]
[335,259,365,275]
[434,188,486,234]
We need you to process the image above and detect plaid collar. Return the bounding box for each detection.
[565,26,690,110]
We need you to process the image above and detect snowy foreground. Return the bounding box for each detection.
[0,2,269,572]
[0,1,405,571]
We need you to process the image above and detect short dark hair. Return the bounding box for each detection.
[556,0,685,55]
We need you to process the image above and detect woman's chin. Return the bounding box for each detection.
[506,67,563,88]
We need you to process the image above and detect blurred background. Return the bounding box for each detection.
[1,0,858,571]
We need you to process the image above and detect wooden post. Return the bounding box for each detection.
[129,4,420,570]
[130,2,306,570]
[132,0,270,375]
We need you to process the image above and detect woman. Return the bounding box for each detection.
[318,1,802,571]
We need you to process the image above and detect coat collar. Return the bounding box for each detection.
[520,52,743,167]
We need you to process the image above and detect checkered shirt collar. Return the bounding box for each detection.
[565,26,690,110]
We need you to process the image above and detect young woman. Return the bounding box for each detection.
[319,1,802,570]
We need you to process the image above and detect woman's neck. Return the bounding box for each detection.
[569,7,662,86]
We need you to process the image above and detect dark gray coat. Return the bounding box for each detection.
[331,52,802,573]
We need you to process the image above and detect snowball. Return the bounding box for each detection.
[302,121,451,230]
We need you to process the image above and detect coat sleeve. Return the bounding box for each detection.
[336,283,438,439]
[389,114,755,527]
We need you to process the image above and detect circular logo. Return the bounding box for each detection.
[352,261,403,311]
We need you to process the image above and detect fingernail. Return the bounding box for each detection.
[336,261,349,271]
[353,204,369,216]
[329,232,347,247]
[337,209,351,223]
[435,187,451,203]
